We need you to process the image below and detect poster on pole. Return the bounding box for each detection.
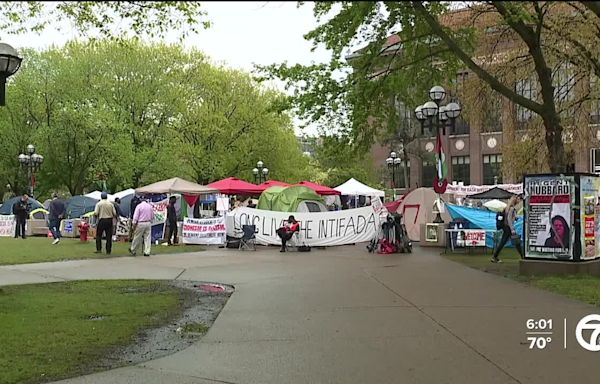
[580,176,600,260]
[0,215,15,237]
[227,206,380,247]
[182,216,226,245]
[524,175,574,259]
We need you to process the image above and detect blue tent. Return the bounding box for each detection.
[446,204,523,248]
[0,196,44,215]
[65,196,99,219]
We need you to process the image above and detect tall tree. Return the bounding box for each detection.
[260,1,600,173]
[0,1,208,40]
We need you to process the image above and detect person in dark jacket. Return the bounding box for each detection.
[48,193,66,244]
[12,194,30,239]
[166,196,178,245]
[491,195,524,263]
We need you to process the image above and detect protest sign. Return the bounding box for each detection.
[183,216,226,245]
[0,215,15,237]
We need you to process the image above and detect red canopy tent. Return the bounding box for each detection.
[206,177,262,195]
[257,180,291,192]
[294,181,341,196]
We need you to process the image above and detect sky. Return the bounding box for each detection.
[5,1,334,136]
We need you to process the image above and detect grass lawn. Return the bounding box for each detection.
[0,280,183,384]
[0,237,204,266]
[444,248,600,307]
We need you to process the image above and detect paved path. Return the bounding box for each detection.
[2,245,600,383]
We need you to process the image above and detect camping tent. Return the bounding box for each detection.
[393,187,451,241]
[207,177,262,195]
[135,177,218,195]
[65,196,99,219]
[85,190,110,200]
[257,180,290,192]
[0,196,44,215]
[446,204,523,248]
[257,186,326,212]
[113,188,135,200]
[334,178,385,197]
[294,181,341,196]
[468,186,516,200]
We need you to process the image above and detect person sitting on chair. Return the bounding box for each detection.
[276,215,300,252]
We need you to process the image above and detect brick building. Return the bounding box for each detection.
[369,5,600,192]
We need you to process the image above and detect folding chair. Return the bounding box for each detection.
[239,225,256,251]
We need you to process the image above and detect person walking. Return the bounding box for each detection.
[129,197,153,257]
[48,193,66,244]
[94,192,117,255]
[166,196,178,246]
[111,197,125,241]
[12,194,30,239]
[491,195,524,263]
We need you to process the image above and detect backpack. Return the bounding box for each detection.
[496,211,505,230]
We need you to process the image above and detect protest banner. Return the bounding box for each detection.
[445,183,523,196]
[228,206,380,246]
[182,216,226,245]
[0,215,15,237]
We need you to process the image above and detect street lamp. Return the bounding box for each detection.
[0,43,23,106]
[253,160,269,184]
[414,85,462,223]
[18,144,43,198]
[385,151,403,199]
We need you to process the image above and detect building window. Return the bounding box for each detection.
[451,156,470,184]
[554,63,575,103]
[591,148,600,174]
[394,98,418,136]
[422,159,437,188]
[483,154,503,185]
[515,77,537,123]
[591,75,600,124]
[482,93,502,132]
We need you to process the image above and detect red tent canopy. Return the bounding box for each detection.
[257,180,291,191]
[294,181,341,195]
[206,177,262,195]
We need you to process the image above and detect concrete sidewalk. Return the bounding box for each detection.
[3,245,600,383]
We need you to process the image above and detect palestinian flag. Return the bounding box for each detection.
[433,131,448,194]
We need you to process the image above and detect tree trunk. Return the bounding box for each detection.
[542,113,566,173]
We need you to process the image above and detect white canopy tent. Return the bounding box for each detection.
[135,177,218,195]
[334,178,385,198]
[84,188,135,202]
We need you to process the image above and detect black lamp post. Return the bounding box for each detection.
[414,85,462,223]
[0,43,23,106]
[385,151,402,199]
[18,144,43,198]
[253,160,269,184]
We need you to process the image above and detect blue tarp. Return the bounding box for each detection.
[446,204,523,248]
[65,196,99,219]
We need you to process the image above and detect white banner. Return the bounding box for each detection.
[445,183,523,196]
[182,216,226,245]
[228,206,380,246]
[0,215,15,237]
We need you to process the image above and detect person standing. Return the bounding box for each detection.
[94,192,117,255]
[112,197,125,241]
[491,195,524,263]
[12,194,30,239]
[48,193,66,244]
[129,197,153,257]
[166,196,178,246]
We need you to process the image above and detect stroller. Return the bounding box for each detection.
[367,213,412,254]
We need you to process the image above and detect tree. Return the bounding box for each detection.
[0,39,313,198]
[0,1,208,40]
[259,2,600,173]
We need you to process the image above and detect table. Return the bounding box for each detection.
[444,228,501,254]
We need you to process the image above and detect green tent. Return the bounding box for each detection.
[257,186,325,212]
